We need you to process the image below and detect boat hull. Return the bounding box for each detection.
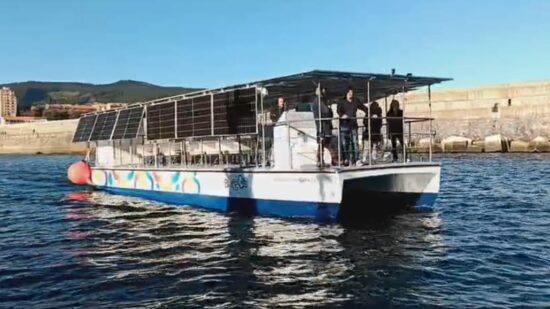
[89,163,440,222]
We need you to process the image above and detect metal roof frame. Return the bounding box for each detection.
[82,69,452,116]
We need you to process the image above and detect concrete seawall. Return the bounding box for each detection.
[403,80,550,152]
[0,120,85,155]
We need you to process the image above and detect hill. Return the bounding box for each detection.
[0,80,201,112]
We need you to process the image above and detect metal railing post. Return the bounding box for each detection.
[287,120,292,169]
[337,123,341,167]
[179,140,184,167]
[218,137,222,166]
[237,135,242,166]
[154,142,158,168]
[130,139,134,166]
[408,122,412,161]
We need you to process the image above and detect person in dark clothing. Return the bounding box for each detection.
[337,87,368,165]
[387,99,404,162]
[270,97,287,123]
[311,88,337,166]
[362,101,383,161]
[265,97,287,165]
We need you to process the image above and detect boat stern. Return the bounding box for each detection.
[337,163,441,219]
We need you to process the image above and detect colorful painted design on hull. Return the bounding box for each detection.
[91,169,201,194]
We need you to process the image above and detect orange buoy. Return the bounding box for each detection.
[67,160,91,185]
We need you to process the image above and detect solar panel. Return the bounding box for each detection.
[192,95,212,137]
[176,99,193,138]
[72,114,97,143]
[232,88,257,134]
[146,102,175,140]
[213,88,257,135]
[89,111,118,141]
[111,106,144,140]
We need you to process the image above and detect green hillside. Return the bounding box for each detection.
[0,80,201,112]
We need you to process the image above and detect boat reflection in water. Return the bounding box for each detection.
[62,191,445,307]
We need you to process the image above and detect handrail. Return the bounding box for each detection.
[271,115,433,126]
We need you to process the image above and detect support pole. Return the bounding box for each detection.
[384,95,388,153]
[367,80,372,165]
[210,93,214,136]
[402,83,407,163]
[428,85,433,162]
[317,82,322,167]
[174,100,178,138]
[260,89,266,167]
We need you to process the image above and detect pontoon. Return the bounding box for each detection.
[69,70,451,222]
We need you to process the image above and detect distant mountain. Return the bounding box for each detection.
[0,80,201,112]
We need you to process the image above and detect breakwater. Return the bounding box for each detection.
[0,119,85,155]
[406,79,550,153]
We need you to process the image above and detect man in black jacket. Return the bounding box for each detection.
[337,87,368,165]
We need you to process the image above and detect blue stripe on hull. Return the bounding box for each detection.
[417,193,437,206]
[100,187,340,222]
[96,187,437,223]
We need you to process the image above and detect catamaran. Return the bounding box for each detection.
[68,70,451,222]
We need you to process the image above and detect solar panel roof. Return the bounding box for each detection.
[72,114,97,143]
[89,111,118,141]
[111,106,144,140]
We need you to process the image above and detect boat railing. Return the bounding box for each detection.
[92,114,435,170]
[275,115,435,167]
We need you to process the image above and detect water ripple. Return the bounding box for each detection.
[0,154,549,308]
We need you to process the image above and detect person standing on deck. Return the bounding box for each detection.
[265,97,287,165]
[337,87,368,166]
[387,99,404,162]
[362,100,383,162]
[270,97,287,123]
[311,88,338,166]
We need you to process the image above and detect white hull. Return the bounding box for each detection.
[89,163,441,221]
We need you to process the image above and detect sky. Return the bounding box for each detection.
[1,0,549,89]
